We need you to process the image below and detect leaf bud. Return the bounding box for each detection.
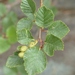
[20,46,28,52]
[18,52,24,58]
[29,40,38,47]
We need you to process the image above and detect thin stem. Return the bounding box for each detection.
[41,0,43,6]
[38,0,44,49]
[39,29,42,40]
[41,28,47,32]
[38,28,43,49]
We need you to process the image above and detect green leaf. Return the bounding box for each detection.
[43,0,57,15]
[43,34,64,56]
[14,51,21,56]
[0,3,7,17]
[43,43,54,56]
[50,6,58,15]
[17,18,33,31]
[23,46,47,75]
[35,6,54,28]
[2,11,18,32]
[6,55,24,68]
[17,65,28,75]
[0,37,10,54]
[25,13,35,21]
[4,66,17,75]
[17,29,33,45]
[17,46,22,51]
[21,0,36,13]
[48,21,70,39]
[45,34,64,50]
[2,17,10,31]
[6,26,17,44]
[43,0,51,8]
[21,0,35,21]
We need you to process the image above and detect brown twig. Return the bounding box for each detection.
[38,0,44,49]
[38,28,43,49]
[41,0,43,6]
[41,28,47,32]
[39,29,42,40]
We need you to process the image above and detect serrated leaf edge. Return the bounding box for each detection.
[17,18,33,31]
[47,34,64,50]
[23,47,47,75]
[43,43,55,57]
[24,62,47,75]
[35,5,54,28]
[48,20,70,39]
[20,0,36,14]
[6,55,24,68]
